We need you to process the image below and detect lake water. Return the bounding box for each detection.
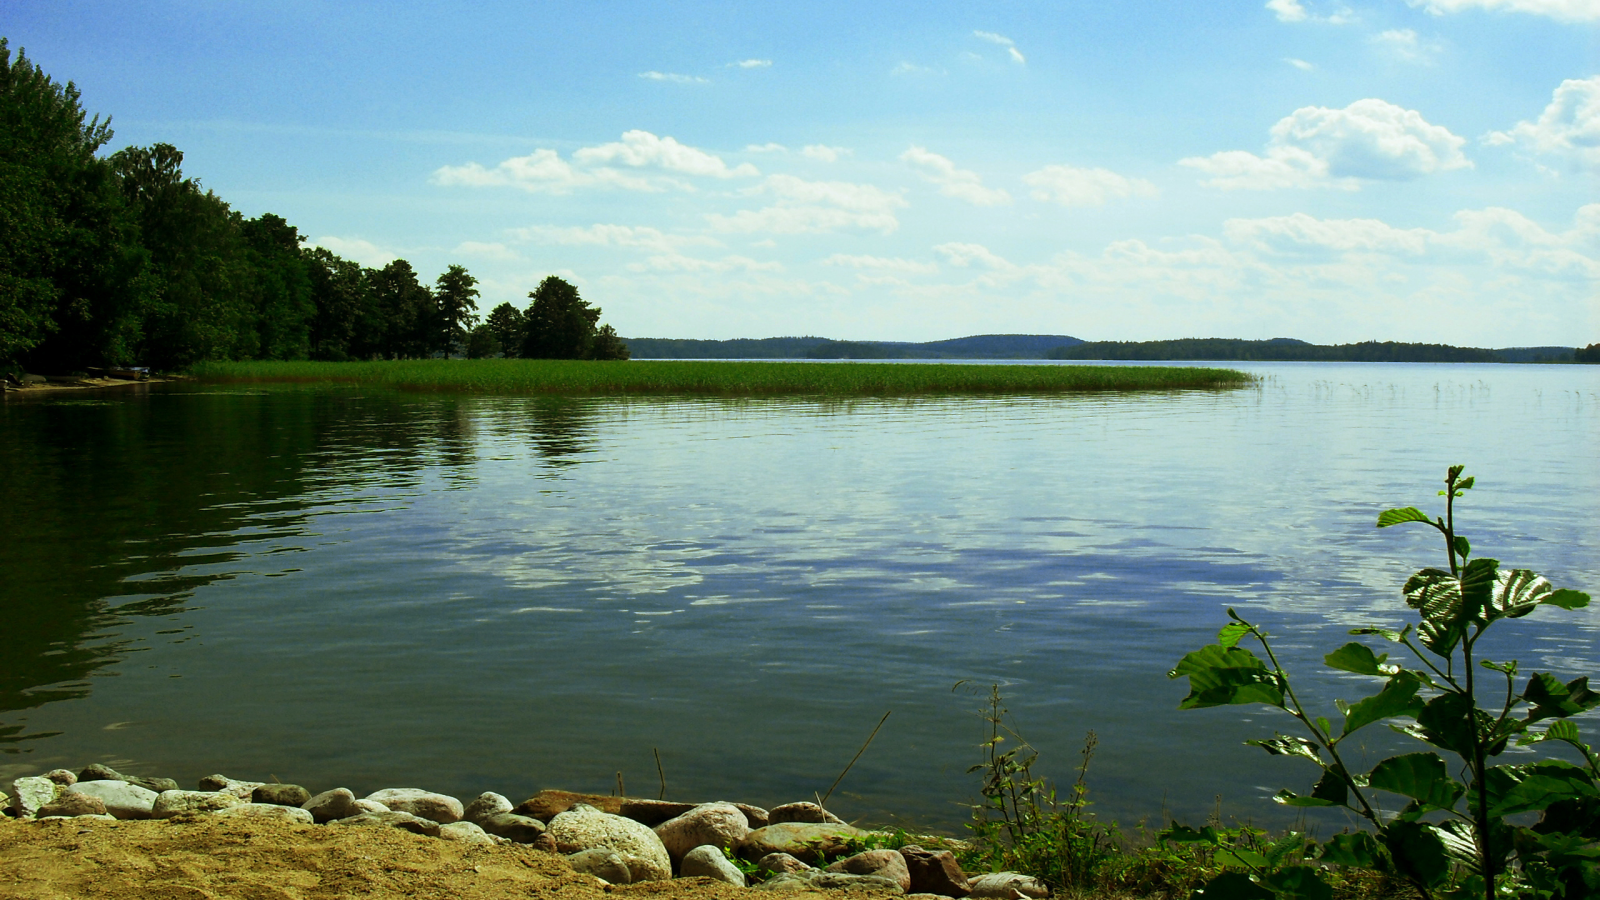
[2,362,1597,832]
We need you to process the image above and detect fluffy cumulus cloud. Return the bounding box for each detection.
[934,242,1014,269]
[706,174,908,234]
[900,147,1012,206]
[508,224,721,254]
[973,31,1027,65]
[432,131,757,194]
[1487,76,1600,172]
[1370,29,1444,65]
[1266,0,1356,23]
[1181,99,1470,189]
[820,254,941,275]
[801,145,851,162]
[1022,164,1158,206]
[1407,0,1600,22]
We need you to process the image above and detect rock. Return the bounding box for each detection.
[198,775,264,799]
[301,788,361,823]
[127,776,180,794]
[214,803,315,825]
[899,847,970,897]
[438,821,497,844]
[740,822,866,864]
[68,781,158,820]
[737,803,772,829]
[43,769,77,787]
[332,810,440,837]
[513,789,624,821]
[152,790,244,818]
[40,813,117,822]
[479,812,547,843]
[37,793,107,818]
[78,764,123,783]
[7,777,60,818]
[567,848,632,884]
[681,844,747,887]
[759,852,815,875]
[809,872,905,892]
[768,802,847,826]
[352,799,389,815]
[252,784,311,807]
[462,791,513,824]
[547,803,672,882]
[619,798,696,826]
[966,873,1049,899]
[756,873,822,893]
[364,788,463,824]
[531,833,558,853]
[829,849,911,892]
[654,802,750,864]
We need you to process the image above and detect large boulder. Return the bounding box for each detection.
[681,845,746,887]
[966,872,1049,899]
[513,790,624,821]
[7,777,60,818]
[364,788,463,824]
[654,802,749,864]
[567,848,633,884]
[768,802,846,826]
[547,803,671,882]
[214,803,315,825]
[899,846,970,897]
[462,792,513,824]
[739,822,866,864]
[152,790,244,818]
[829,849,911,892]
[68,781,158,820]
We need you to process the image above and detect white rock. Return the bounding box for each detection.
[655,802,750,864]
[353,799,390,815]
[438,821,496,844]
[152,790,245,818]
[682,844,747,886]
[968,872,1050,899]
[364,788,463,824]
[214,803,314,825]
[68,780,158,820]
[463,791,513,824]
[548,803,672,882]
[39,813,117,822]
[197,775,264,799]
[302,788,361,823]
[7,777,60,818]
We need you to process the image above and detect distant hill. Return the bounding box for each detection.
[624,334,1084,359]
[1046,338,1571,363]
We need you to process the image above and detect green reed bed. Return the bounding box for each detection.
[190,359,1254,395]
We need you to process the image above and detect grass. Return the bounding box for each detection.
[189,359,1254,396]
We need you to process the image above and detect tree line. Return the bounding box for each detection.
[0,38,625,374]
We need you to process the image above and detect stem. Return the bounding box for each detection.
[1462,631,1495,900]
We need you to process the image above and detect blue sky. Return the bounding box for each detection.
[7,0,1597,344]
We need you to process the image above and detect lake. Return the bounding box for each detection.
[2,361,1597,832]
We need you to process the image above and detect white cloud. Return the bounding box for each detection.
[630,254,784,273]
[638,71,710,84]
[1182,99,1470,189]
[1224,213,1433,254]
[435,131,757,195]
[454,241,521,261]
[821,254,940,274]
[313,236,399,267]
[801,145,851,162]
[1266,0,1356,22]
[574,130,759,178]
[973,30,1027,65]
[900,146,1012,206]
[1285,58,1315,70]
[1407,0,1600,22]
[934,242,1014,269]
[745,143,787,153]
[730,59,772,68]
[509,224,721,254]
[1370,29,1444,64]
[1487,76,1600,172]
[891,61,936,76]
[706,174,908,235]
[1023,164,1158,206]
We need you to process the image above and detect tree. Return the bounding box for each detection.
[433,264,479,358]
[1577,343,1600,364]
[520,275,629,360]
[371,259,433,358]
[484,302,524,358]
[464,324,499,359]
[305,246,371,361]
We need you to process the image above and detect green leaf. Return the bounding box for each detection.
[1315,716,1332,737]
[1350,626,1407,642]
[1452,535,1470,559]
[1340,675,1423,738]
[1484,567,1557,621]
[1190,872,1275,900]
[1324,642,1390,676]
[1480,659,1516,674]
[1524,674,1600,722]
[1377,507,1433,528]
[1319,832,1383,868]
[1366,753,1462,811]
[1215,849,1270,869]
[1456,475,1474,491]
[1458,557,1499,624]
[1163,823,1221,845]
[1381,820,1451,889]
[1542,589,1591,610]
[1217,621,1251,648]
[1413,693,1478,756]
[1171,644,1285,710]
[1402,568,1468,654]
[1247,736,1321,763]
[1259,868,1333,900]
[1484,761,1599,818]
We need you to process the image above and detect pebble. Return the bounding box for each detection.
[43,769,78,787]
[438,820,498,844]
[759,852,815,875]
[198,775,264,799]
[364,788,463,824]
[478,812,547,843]
[681,844,747,886]
[768,801,847,826]
[332,809,441,837]
[301,788,361,823]
[966,872,1049,899]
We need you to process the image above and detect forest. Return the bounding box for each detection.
[0,39,625,376]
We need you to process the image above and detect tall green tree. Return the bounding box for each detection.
[239,213,313,360]
[521,275,628,360]
[372,259,433,359]
[483,301,524,358]
[433,264,479,358]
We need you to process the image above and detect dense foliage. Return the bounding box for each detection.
[1048,339,1512,363]
[0,39,625,373]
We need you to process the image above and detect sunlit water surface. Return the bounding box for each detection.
[2,361,1596,831]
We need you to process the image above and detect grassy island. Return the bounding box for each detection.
[190,359,1254,396]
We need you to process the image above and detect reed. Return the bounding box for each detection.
[189,359,1254,396]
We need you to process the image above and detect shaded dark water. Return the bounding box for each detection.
[2,363,1597,831]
